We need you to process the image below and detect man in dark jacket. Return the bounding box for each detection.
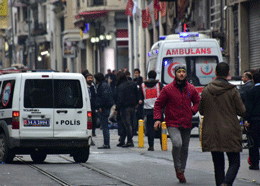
[105,69,116,92]
[139,70,163,151]
[134,68,144,135]
[94,73,114,149]
[239,70,254,149]
[134,68,143,87]
[115,71,138,147]
[199,62,246,186]
[239,70,254,103]
[154,65,200,183]
[244,69,260,170]
[84,73,97,137]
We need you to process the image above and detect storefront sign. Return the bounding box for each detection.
[63,39,76,58]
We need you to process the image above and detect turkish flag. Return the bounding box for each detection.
[154,0,161,11]
[160,2,167,17]
[142,10,148,28]
[125,0,134,16]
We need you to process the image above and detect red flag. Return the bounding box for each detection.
[125,0,134,16]
[154,7,158,20]
[154,0,161,11]
[142,10,148,28]
[160,2,167,17]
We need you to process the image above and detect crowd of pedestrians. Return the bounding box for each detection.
[82,63,260,186]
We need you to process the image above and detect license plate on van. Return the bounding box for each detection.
[24,119,50,127]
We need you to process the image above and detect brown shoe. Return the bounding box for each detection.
[148,147,154,151]
[175,169,186,183]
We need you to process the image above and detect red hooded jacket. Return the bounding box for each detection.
[153,79,201,128]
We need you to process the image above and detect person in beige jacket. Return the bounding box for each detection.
[199,62,246,186]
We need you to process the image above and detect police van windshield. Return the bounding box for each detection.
[162,56,218,86]
[24,79,83,108]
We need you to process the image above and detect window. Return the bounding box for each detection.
[162,56,218,86]
[93,0,103,6]
[54,80,83,108]
[23,7,27,22]
[77,0,80,8]
[147,57,157,72]
[18,8,20,22]
[24,79,83,109]
[0,80,15,109]
[24,80,53,108]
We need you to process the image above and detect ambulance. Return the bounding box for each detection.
[147,32,223,132]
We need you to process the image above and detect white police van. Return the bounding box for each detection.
[147,32,223,134]
[0,72,92,163]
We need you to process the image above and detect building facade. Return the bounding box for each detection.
[4,0,259,77]
[227,0,260,76]
[73,0,128,74]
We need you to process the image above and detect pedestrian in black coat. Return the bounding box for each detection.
[133,68,143,135]
[239,71,255,149]
[94,73,114,149]
[105,69,116,92]
[244,69,260,170]
[115,71,138,147]
[134,68,143,88]
[239,71,254,103]
[83,73,97,137]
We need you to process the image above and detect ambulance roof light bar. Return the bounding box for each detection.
[179,32,199,38]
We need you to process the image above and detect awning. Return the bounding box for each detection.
[75,10,109,20]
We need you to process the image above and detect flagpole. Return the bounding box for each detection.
[133,1,138,70]
[128,15,133,74]
[145,0,150,76]
[138,0,145,77]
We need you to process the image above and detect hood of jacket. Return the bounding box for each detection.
[207,78,236,96]
[144,78,159,88]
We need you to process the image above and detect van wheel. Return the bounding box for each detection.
[73,147,90,163]
[30,152,47,163]
[0,133,15,163]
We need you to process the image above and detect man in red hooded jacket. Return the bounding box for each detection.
[154,65,200,183]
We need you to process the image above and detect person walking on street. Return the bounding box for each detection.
[239,70,254,149]
[115,71,138,147]
[239,70,254,103]
[114,71,125,146]
[94,73,114,149]
[134,68,143,88]
[139,70,163,151]
[153,65,200,183]
[244,69,260,170]
[125,70,132,81]
[134,68,143,136]
[105,69,116,92]
[199,62,246,186]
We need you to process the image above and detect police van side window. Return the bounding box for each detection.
[0,80,15,109]
[24,79,53,108]
[54,80,83,109]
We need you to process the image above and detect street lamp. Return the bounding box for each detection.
[106,34,112,41]
[99,35,105,41]
[91,37,96,43]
